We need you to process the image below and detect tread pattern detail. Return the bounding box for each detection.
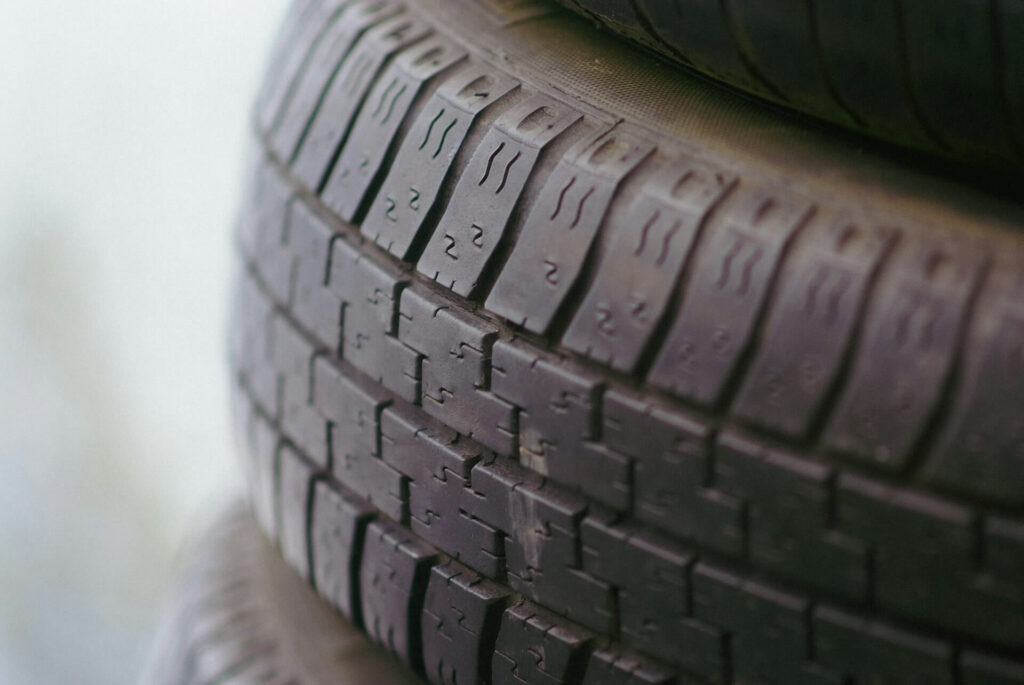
[485,127,654,333]
[230,1,1024,683]
[647,188,812,407]
[361,65,521,259]
[416,94,584,297]
[320,35,467,222]
[563,158,734,372]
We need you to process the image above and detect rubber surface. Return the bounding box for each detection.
[231,0,1024,683]
[554,0,1024,168]
[145,503,421,685]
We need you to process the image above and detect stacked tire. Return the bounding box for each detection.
[158,0,1024,683]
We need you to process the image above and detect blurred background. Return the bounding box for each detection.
[0,1,288,682]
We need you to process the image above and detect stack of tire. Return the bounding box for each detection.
[154,1,1024,683]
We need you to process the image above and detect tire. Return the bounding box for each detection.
[230,0,1024,683]
[554,0,1024,168]
[144,502,421,685]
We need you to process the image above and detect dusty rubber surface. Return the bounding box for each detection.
[230,0,1024,683]
[556,0,1024,168]
[145,502,422,685]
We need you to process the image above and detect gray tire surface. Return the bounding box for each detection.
[145,502,422,685]
[556,0,1024,168]
[230,0,1024,683]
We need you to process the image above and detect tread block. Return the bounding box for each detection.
[271,0,404,161]
[273,313,315,395]
[241,162,294,304]
[837,474,1024,649]
[360,519,438,666]
[274,316,328,465]
[248,413,281,539]
[823,238,985,470]
[485,127,654,333]
[556,441,631,514]
[461,458,614,633]
[421,560,511,685]
[492,601,594,685]
[732,216,895,437]
[286,201,342,348]
[227,271,253,378]
[563,157,733,372]
[278,446,318,579]
[416,94,583,297]
[380,409,478,481]
[232,273,278,413]
[329,239,421,401]
[293,12,432,190]
[582,648,675,685]
[692,563,840,685]
[838,468,975,548]
[923,265,1024,505]
[257,224,298,309]
[313,357,407,522]
[715,430,868,602]
[312,355,387,457]
[362,64,519,259]
[237,160,293,263]
[310,479,375,621]
[492,346,596,456]
[491,342,629,510]
[231,383,255,485]
[601,391,744,555]
[320,36,467,221]
[257,0,351,133]
[398,288,516,455]
[813,605,953,685]
[252,0,320,121]
[461,458,544,535]
[580,518,722,678]
[504,482,614,634]
[648,187,811,406]
[381,410,504,577]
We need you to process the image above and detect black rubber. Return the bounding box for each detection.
[554,0,1024,168]
[230,0,1024,683]
[145,503,421,685]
